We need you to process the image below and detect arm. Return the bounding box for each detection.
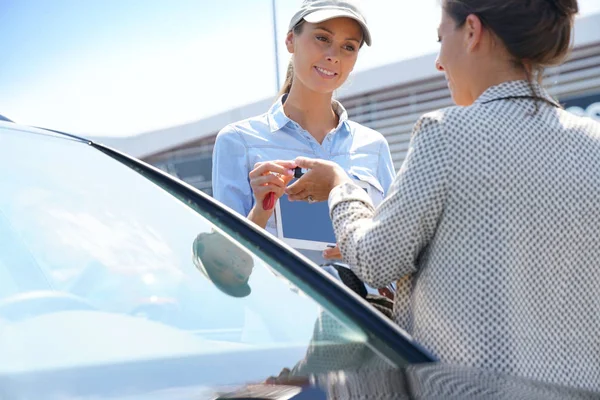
[212,125,296,229]
[212,125,253,217]
[329,113,451,288]
[377,138,396,196]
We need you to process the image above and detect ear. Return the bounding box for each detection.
[464,14,484,53]
[285,30,295,54]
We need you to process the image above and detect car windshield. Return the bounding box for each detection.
[0,125,407,395]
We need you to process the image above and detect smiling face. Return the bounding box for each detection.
[286,17,362,94]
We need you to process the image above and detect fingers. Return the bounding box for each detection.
[282,173,295,185]
[285,178,308,196]
[294,157,318,169]
[323,245,342,260]
[253,184,285,200]
[251,173,288,188]
[288,189,310,202]
[250,161,296,179]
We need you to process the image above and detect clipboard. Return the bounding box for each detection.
[274,179,373,262]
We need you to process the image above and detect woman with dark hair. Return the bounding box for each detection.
[284,0,600,390]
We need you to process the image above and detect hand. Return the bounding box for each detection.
[323,244,342,260]
[285,157,351,202]
[249,160,296,211]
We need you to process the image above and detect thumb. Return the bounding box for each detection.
[294,156,317,169]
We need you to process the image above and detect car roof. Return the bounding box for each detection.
[0,120,90,144]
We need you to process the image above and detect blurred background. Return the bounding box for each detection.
[2,0,600,194]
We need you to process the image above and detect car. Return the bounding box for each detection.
[0,119,596,400]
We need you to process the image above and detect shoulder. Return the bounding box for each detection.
[417,105,467,124]
[215,112,271,143]
[345,120,388,147]
[412,104,495,138]
[417,102,497,126]
[556,108,600,136]
[411,107,456,138]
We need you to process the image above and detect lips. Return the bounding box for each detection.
[314,66,338,79]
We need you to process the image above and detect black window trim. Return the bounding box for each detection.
[90,141,438,366]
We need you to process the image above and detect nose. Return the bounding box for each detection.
[326,47,340,64]
[435,57,444,72]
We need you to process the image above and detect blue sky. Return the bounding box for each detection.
[2,0,600,137]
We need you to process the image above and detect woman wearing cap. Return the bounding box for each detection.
[212,0,394,263]
[283,0,600,390]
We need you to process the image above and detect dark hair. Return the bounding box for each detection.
[443,0,579,82]
[278,22,305,98]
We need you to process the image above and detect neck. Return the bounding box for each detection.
[468,60,529,103]
[283,82,338,144]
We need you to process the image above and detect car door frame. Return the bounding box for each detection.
[91,141,438,366]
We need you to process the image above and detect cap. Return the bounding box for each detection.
[192,232,252,298]
[288,0,371,46]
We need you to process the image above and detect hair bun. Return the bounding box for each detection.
[546,0,579,17]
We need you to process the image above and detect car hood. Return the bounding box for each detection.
[0,310,250,374]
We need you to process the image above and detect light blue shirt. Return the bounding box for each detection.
[212,94,395,235]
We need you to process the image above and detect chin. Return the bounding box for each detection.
[310,85,338,95]
[309,78,345,94]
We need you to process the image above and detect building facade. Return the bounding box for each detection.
[96,14,600,197]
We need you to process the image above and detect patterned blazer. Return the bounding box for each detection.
[328,80,600,391]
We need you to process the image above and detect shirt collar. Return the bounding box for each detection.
[267,94,350,134]
[475,80,562,108]
[267,94,291,132]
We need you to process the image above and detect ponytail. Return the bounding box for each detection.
[278,60,294,98]
[276,21,305,99]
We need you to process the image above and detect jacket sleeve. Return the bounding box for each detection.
[328,112,451,288]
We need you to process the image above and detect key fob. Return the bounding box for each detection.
[263,192,275,210]
[294,167,306,179]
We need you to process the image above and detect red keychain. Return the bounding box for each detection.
[262,192,276,210]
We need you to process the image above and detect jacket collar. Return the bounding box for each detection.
[475,80,562,109]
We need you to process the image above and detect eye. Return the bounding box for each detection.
[316,35,329,43]
[437,35,442,43]
[344,44,356,52]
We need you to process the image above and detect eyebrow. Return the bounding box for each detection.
[314,26,361,43]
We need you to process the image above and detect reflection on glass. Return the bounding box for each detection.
[192,230,253,298]
[0,128,395,396]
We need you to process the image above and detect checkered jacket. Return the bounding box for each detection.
[329,80,600,391]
